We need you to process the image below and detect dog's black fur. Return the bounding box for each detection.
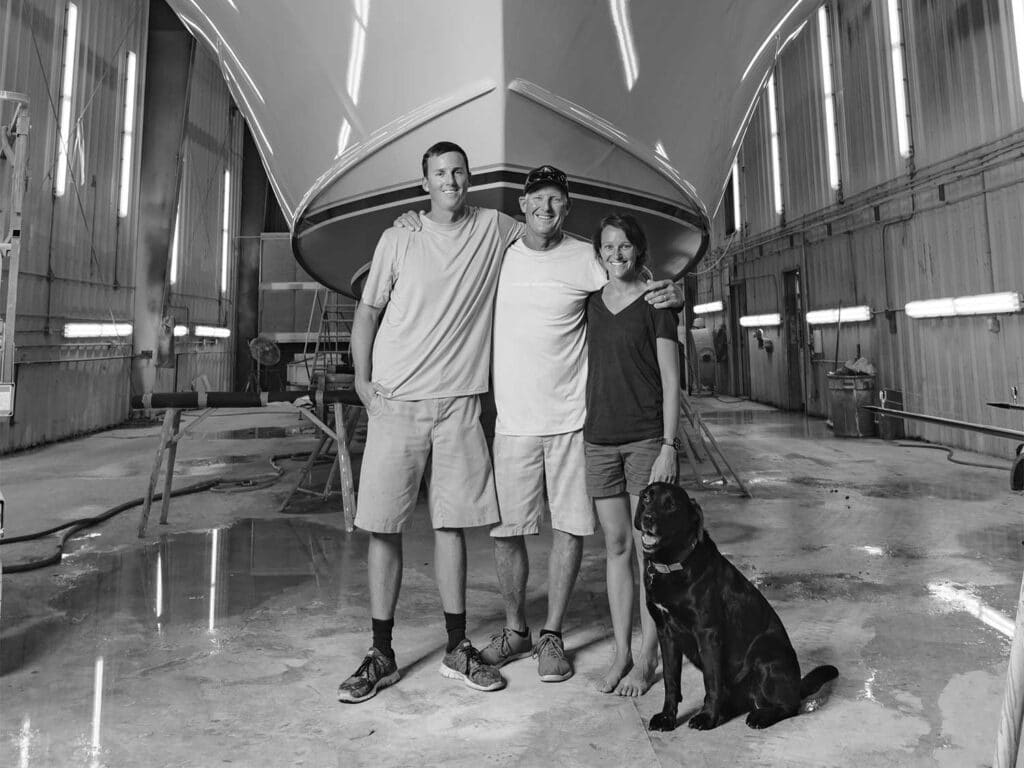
[636,482,839,732]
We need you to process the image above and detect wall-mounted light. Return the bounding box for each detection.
[1012,0,1024,102]
[54,2,80,198]
[63,322,132,338]
[173,325,188,337]
[767,72,784,217]
[739,313,782,327]
[694,300,724,315]
[817,5,841,191]
[117,50,139,218]
[905,291,1022,319]
[220,170,232,294]
[886,0,912,158]
[806,305,872,324]
[194,324,231,339]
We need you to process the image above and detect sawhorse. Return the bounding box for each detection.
[278,402,358,531]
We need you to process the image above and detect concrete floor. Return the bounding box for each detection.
[1,399,1022,767]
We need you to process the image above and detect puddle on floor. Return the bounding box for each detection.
[54,518,349,626]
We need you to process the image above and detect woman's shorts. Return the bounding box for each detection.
[584,437,663,497]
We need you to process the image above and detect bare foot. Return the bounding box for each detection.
[596,656,633,693]
[614,656,657,697]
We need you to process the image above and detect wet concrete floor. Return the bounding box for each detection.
[1,400,1022,767]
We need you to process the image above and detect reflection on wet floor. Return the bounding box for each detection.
[7,519,350,676]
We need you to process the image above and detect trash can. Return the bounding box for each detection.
[826,374,876,438]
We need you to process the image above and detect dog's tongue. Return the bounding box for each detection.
[641,534,659,548]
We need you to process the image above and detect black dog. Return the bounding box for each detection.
[636,482,838,731]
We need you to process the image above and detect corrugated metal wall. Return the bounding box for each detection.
[1,1,241,451]
[698,0,1024,456]
[158,47,242,395]
[1,0,147,450]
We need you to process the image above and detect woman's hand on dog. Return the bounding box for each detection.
[649,445,678,484]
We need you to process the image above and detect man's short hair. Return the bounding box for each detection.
[592,212,650,271]
[421,141,470,177]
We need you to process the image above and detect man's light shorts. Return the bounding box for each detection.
[491,430,596,537]
[354,394,500,533]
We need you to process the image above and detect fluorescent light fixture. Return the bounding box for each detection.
[609,0,638,90]
[767,73,783,216]
[886,0,911,158]
[694,300,724,314]
[806,305,872,324]
[63,322,132,338]
[817,6,840,190]
[173,325,188,337]
[55,2,79,197]
[1012,0,1024,101]
[117,51,138,217]
[194,324,230,339]
[731,160,741,233]
[169,201,181,285]
[905,291,1023,318]
[739,313,782,327]
[220,170,231,293]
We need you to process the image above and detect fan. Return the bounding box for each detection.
[247,335,281,392]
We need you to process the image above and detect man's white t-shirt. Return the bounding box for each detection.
[361,207,520,400]
[491,235,608,436]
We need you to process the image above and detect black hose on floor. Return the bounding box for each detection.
[896,441,1008,471]
[1,478,221,574]
[0,450,337,573]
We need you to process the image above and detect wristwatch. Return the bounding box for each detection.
[662,437,681,451]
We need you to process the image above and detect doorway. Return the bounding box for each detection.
[782,268,805,411]
[728,281,749,397]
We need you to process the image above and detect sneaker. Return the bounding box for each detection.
[337,647,400,703]
[479,627,534,668]
[534,633,573,682]
[439,639,506,692]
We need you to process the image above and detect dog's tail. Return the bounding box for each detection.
[798,665,839,713]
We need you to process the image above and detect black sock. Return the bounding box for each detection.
[539,628,562,641]
[444,611,467,652]
[372,617,395,660]
[509,626,529,638]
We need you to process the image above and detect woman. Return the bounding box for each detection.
[584,213,680,696]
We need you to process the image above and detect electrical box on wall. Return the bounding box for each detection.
[0,382,13,418]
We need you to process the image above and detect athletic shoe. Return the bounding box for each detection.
[479,627,534,668]
[534,633,573,682]
[337,647,399,703]
[439,639,506,692]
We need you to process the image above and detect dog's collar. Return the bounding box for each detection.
[648,532,703,574]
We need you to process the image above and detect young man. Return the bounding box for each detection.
[337,142,522,703]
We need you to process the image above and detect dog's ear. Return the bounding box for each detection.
[692,500,705,542]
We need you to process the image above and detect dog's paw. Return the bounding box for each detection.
[687,711,720,730]
[745,708,783,729]
[649,712,678,732]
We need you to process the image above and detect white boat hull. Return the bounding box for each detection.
[168,0,816,295]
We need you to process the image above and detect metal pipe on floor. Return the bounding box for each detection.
[860,406,1024,441]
